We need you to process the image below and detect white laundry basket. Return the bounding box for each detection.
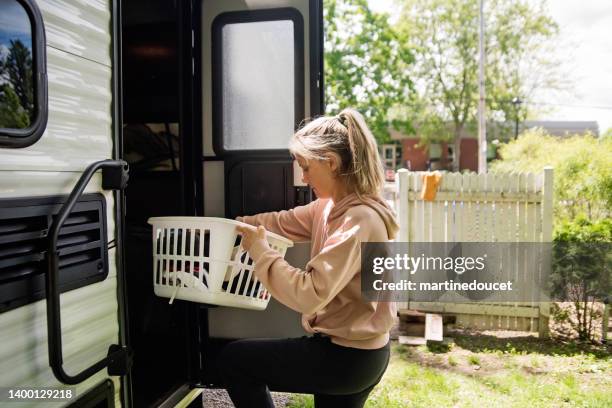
[147,217,293,310]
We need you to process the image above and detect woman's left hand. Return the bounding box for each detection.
[236,224,267,252]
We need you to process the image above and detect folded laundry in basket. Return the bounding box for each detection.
[223,245,241,282]
[164,271,207,291]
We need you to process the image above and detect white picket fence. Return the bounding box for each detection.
[393,167,554,337]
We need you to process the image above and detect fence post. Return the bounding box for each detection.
[396,169,410,311]
[539,166,554,338]
[397,169,410,242]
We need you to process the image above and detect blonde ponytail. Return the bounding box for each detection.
[289,108,385,198]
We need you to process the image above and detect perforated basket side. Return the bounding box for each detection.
[148,217,293,309]
[221,243,269,301]
[151,224,214,291]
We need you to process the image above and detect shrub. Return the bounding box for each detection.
[551,217,611,341]
[491,129,612,223]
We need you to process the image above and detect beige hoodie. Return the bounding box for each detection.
[242,193,399,350]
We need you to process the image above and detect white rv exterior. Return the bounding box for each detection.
[0,0,122,405]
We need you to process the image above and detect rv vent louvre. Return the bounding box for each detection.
[0,194,108,313]
[1,263,41,283]
[0,216,48,245]
[0,240,40,259]
[57,230,101,248]
[0,216,47,234]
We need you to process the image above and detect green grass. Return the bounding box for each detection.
[285,332,612,408]
[467,355,481,366]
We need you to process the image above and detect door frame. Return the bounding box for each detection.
[116,0,325,400]
[111,0,133,406]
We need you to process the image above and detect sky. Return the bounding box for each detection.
[368,0,612,134]
[0,0,32,52]
[0,0,32,87]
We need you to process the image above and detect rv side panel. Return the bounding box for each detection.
[0,0,122,405]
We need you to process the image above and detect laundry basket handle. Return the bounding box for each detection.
[46,159,131,385]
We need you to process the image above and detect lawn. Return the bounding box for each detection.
[286,330,612,408]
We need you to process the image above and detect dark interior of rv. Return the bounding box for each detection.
[122,1,198,406]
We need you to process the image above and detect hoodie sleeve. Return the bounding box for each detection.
[247,222,362,315]
[239,200,318,243]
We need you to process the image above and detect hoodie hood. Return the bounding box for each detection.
[327,193,399,240]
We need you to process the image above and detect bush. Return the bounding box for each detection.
[491,129,612,223]
[492,130,611,342]
[551,217,611,341]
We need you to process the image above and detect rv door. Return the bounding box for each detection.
[198,0,324,385]
[119,0,323,403]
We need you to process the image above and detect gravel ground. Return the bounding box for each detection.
[201,388,294,407]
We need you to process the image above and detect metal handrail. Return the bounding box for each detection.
[46,159,130,385]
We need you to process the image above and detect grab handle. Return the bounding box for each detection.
[46,159,131,385]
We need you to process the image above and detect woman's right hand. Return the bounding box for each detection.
[236,225,267,252]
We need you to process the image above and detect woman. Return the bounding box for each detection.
[217,108,399,408]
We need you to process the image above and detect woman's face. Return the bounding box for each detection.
[295,155,338,199]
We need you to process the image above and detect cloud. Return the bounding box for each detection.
[533,1,612,132]
[548,0,612,29]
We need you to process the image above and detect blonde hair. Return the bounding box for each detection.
[289,108,385,197]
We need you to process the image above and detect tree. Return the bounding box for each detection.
[0,84,30,128]
[396,0,564,170]
[491,129,612,223]
[324,0,415,143]
[0,39,34,127]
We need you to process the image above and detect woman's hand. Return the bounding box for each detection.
[236,224,267,252]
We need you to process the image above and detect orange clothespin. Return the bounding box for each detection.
[420,172,442,201]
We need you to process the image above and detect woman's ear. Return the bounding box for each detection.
[325,153,341,175]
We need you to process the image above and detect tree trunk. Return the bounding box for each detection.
[580,281,589,340]
[587,298,595,341]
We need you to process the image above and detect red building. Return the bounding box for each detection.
[389,129,481,171]
[387,121,599,172]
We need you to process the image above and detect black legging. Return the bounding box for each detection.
[216,333,390,407]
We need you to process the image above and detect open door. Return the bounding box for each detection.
[120,0,323,402]
[198,0,324,385]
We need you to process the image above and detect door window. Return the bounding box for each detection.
[212,8,304,153]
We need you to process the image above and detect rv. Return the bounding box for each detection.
[0,0,323,406]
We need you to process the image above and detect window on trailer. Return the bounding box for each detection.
[0,0,47,147]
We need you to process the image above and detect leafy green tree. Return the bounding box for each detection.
[324,0,415,143]
[0,39,34,127]
[0,84,29,128]
[491,129,612,223]
[4,40,33,113]
[396,0,563,170]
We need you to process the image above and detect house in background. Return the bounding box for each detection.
[388,120,599,172]
[520,120,599,137]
